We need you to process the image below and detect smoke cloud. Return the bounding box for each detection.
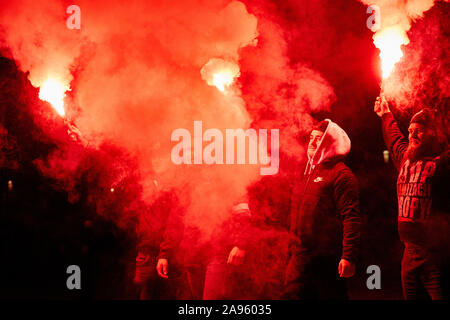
[2,0,448,299]
[359,0,449,118]
[0,0,335,239]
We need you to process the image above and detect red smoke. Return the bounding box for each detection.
[0,0,335,239]
[1,0,449,299]
[359,0,449,115]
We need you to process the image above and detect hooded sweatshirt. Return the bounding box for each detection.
[289,119,361,262]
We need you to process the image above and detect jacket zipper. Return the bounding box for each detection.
[291,165,314,233]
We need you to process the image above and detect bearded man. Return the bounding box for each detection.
[375,97,450,300]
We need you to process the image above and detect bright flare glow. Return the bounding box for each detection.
[212,71,235,92]
[39,79,67,117]
[373,27,409,79]
[201,58,240,93]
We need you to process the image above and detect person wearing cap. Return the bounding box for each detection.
[284,120,362,299]
[375,97,450,300]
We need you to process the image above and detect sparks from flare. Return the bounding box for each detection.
[39,79,68,117]
[373,27,409,79]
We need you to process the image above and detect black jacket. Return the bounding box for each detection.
[290,160,361,262]
[289,120,361,263]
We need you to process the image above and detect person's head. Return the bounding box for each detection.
[406,108,442,161]
[307,120,328,158]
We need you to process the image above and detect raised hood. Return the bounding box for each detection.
[306,119,351,173]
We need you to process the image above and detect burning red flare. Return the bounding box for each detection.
[201,58,240,93]
[373,27,409,79]
[212,71,236,92]
[39,79,67,117]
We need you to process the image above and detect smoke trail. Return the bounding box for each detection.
[0,0,80,93]
[359,0,449,116]
[240,0,336,158]
[0,0,336,243]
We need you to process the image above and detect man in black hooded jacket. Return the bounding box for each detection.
[284,120,362,299]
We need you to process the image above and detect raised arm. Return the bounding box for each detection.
[374,96,408,169]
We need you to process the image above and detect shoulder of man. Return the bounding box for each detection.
[330,161,353,174]
[331,161,358,185]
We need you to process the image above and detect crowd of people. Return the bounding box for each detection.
[1,58,448,299]
[134,97,449,300]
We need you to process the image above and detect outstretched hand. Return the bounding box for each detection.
[374,96,390,117]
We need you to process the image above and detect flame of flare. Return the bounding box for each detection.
[201,58,240,93]
[212,71,236,92]
[373,27,409,79]
[39,79,68,117]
